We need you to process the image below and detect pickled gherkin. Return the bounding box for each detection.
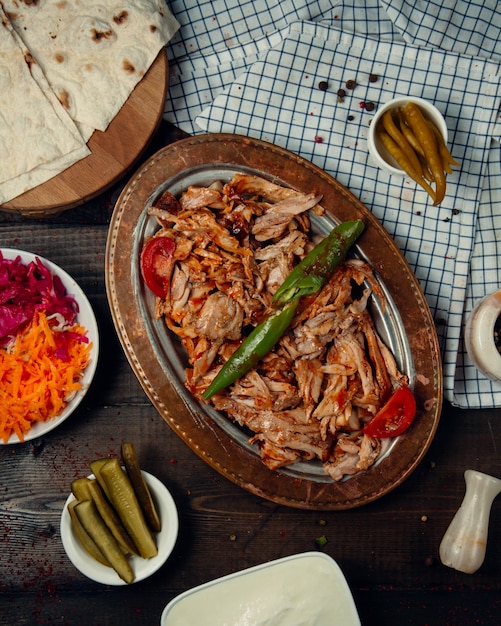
[74,499,135,584]
[100,458,158,559]
[87,478,139,556]
[121,442,161,533]
[67,500,110,567]
[66,444,163,583]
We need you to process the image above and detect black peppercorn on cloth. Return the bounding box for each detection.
[164,0,501,409]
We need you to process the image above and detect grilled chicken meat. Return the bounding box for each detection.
[146,174,407,480]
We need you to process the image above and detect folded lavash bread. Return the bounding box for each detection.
[2,0,180,138]
[0,6,90,204]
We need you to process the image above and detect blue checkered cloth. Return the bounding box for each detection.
[164,0,501,409]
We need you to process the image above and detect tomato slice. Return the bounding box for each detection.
[140,236,175,299]
[362,384,416,438]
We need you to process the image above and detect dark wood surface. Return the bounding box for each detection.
[1,121,500,626]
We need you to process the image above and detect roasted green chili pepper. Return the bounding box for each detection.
[203,219,364,400]
[203,299,299,400]
[271,219,365,307]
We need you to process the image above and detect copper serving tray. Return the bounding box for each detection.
[105,134,442,510]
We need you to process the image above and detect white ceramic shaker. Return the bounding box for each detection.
[439,469,501,574]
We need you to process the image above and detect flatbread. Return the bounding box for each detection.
[3,0,179,133]
[0,7,90,204]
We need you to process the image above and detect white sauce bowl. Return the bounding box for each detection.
[464,290,501,381]
[161,552,361,626]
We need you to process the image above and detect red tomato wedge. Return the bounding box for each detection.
[140,236,175,299]
[363,384,417,438]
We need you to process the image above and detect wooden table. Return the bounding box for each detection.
[1,121,500,626]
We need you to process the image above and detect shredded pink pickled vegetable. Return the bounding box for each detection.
[0,252,78,347]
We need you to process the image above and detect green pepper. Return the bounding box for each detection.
[202,219,364,400]
[271,219,365,308]
[203,300,299,400]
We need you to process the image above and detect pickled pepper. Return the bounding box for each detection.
[401,102,446,205]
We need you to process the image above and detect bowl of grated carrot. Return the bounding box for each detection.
[0,248,99,444]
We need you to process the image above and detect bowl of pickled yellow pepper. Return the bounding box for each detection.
[367,96,458,205]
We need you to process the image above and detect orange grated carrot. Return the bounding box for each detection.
[0,310,92,443]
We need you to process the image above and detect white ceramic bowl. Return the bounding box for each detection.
[464,290,501,381]
[367,96,448,176]
[1,248,99,444]
[161,552,360,626]
[60,470,178,585]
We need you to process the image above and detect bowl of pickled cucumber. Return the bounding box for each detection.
[60,442,178,585]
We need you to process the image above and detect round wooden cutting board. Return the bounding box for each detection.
[1,51,168,217]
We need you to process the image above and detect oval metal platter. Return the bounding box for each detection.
[105,134,442,510]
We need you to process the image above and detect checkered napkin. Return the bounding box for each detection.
[164,0,501,409]
[164,0,344,132]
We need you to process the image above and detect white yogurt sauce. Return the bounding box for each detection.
[161,553,360,626]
